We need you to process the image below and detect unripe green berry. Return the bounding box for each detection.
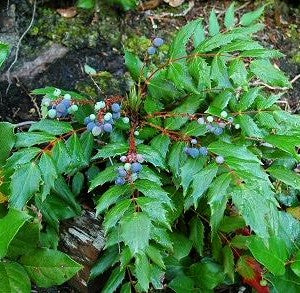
[220,111,228,118]
[122,117,130,124]
[235,124,240,129]
[95,101,105,111]
[64,93,72,100]
[207,116,214,123]
[104,112,112,121]
[260,280,268,287]
[48,109,57,118]
[124,163,131,171]
[53,88,61,96]
[134,131,139,136]
[70,105,78,112]
[89,114,96,120]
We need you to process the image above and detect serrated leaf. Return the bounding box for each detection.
[169,275,195,293]
[150,134,171,158]
[220,40,263,53]
[104,199,132,231]
[20,248,82,287]
[77,0,95,9]
[248,236,288,276]
[189,217,204,256]
[80,131,94,162]
[229,59,248,86]
[96,184,131,215]
[237,114,264,138]
[135,179,172,207]
[120,282,132,293]
[211,56,232,88]
[0,122,15,165]
[5,147,40,169]
[146,245,165,269]
[223,246,235,281]
[137,144,166,168]
[139,166,162,185]
[9,162,41,209]
[29,120,73,136]
[92,143,129,160]
[89,165,118,191]
[168,142,187,179]
[224,3,235,30]
[291,251,300,277]
[208,173,231,237]
[209,9,220,36]
[188,56,211,89]
[151,227,173,250]
[250,59,291,88]
[0,261,30,293]
[268,165,300,190]
[51,140,71,174]
[237,87,261,111]
[124,50,144,81]
[256,112,280,129]
[102,267,125,293]
[72,171,84,196]
[240,49,284,58]
[193,20,205,47]
[182,121,207,136]
[121,212,152,253]
[240,5,265,26]
[15,132,55,148]
[135,253,150,291]
[185,164,218,209]
[257,93,282,110]
[90,246,119,280]
[0,209,30,258]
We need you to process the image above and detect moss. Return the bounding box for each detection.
[124,35,151,55]
[292,51,300,64]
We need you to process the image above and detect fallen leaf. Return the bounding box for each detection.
[164,0,185,8]
[57,7,78,18]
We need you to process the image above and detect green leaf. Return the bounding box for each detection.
[121,212,152,253]
[169,19,202,59]
[267,268,300,292]
[51,140,71,174]
[102,267,125,293]
[169,275,195,293]
[193,20,205,47]
[208,173,231,236]
[240,49,284,58]
[240,5,265,26]
[209,9,220,36]
[171,232,192,260]
[137,144,166,168]
[15,132,55,148]
[80,131,94,162]
[257,93,283,110]
[229,58,248,86]
[182,121,207,136]
[0,42,10,68]
[39,153,58,200]
[237,114,264,138]
[211,56,231,88]
[76,0,95,9]
[135,253,150,291]
[96,184,131,215]
[188,56,211,89]
[250,59,291,88]
[189,217,204,256]
[72,171,84,196]
[224,3,236,30]
[92,143,129,160]
[265,135,300,159]
[5,147,40,169]
[0,122,15,165]
[7,221,40,258]
[124,50,144,81]
[151,227,173,251]
[268,165,300,190]
[139,166,162,185]
[120,282,132,293]
[248,236,288,276]
[222,246,235,281]
[186,164,218,209]
[104,199,132,231]
[150,134,171,158]
[135,179,172,207]
[146,245,165,269]
[29,120,73,136]
[0,209,30,258]
[20,248,82,287]
[219,216,246,233]
[0,261,30,293]
[189,260,225,290]
[208,141,260,163]
[90,246,119,279]
[89,165,118,191]
[9,162,42,209]
[291,251,300,277]
[236,87,261,111]
[168,142,187,180]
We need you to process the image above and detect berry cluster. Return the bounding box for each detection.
[42,92,78,119]
[197,112,240,135]
[115,153,144,185]
[147,37,164,55]
[184,139,225,164]
[84,101,128,137]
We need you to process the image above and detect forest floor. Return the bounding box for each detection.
[0,0,299,292]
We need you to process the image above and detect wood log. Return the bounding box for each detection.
[59,209,105,293]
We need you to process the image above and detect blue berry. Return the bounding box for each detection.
[131,162,142,173]
[111,103,121,113]
[112,112,121,120]
[199,147,208,156]
[87,122,96,132]
[42,97,51,107]
[206,124,216,133]
[118,167,127,177]
[115,177,126,185]
[103,123,113,133]
[120,156,127,163]
[92,126,102,136]
[84,117,91,125]
[153,37,164,47]
[56,103,68,117]
[61,99,72,108]
[197,117,205,124]
[213,127,224,136]
[216,156,225,164]
[186,147,199,158]
[147,46,157,55]
[48,109,57,119]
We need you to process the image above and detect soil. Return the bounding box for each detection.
[0,0,299,292]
